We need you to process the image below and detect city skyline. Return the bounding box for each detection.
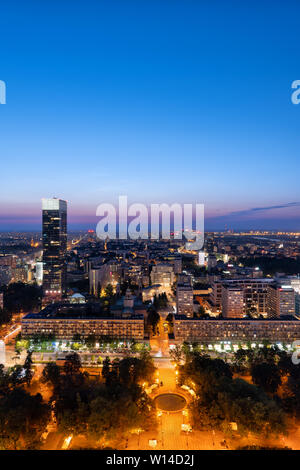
[1,1,300,231]
[1,199,300,232]
[2,1,300,455]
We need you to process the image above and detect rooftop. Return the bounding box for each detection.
[174,315,299,322]
[23,303,144,321]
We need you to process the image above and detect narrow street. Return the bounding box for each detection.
[149,311,170,358]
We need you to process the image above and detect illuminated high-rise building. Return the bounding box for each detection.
[198,251,205,267]
[222,285,244,318]
[176,274,193,318]
[35,261,43,285]
[267,283,295,318]
[42,198,67,302]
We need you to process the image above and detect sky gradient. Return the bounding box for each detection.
[1,1,300,230]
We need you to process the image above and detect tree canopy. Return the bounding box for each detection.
[2,282,42,313]
[179,352,287,438]
[43,352,157,445]
[0,354,50,449]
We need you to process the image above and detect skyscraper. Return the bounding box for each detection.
[42,198,67,302]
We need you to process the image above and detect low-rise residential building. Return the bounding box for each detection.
[173,315,300,343]
[21,303,144,340]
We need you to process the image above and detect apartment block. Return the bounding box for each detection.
[176,274,193,318]
[222,285,244,318]
[267,284,295,318]
[174,315,300,343]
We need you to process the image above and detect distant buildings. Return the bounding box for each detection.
[150,263,175,289]
[0,265,12,285]
[11,265,29,283]
[207,254,217,271]
[89,260,121,296]
[12,213,300,346]
[0,254,17,284]
[210,279,273,317]
[163,255,182,274]
[176,274,193,318]
[42,198,67,302]
[0,252,40,286]
[0,254,16,268]
[208,278,296,319]
[198,251,205,267]
[35,261,43,285]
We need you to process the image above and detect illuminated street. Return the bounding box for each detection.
[126,366,226,450]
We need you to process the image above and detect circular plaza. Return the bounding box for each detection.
[154,393,187,412]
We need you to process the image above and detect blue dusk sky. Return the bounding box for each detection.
[0,1,300,231]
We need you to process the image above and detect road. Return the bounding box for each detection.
[150,312,171,358]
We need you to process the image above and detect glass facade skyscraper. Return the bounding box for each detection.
[42,198,67,302]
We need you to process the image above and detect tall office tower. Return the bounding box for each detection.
[42,198,67,303]
[221,285,244,318]
[176,274,194,318]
